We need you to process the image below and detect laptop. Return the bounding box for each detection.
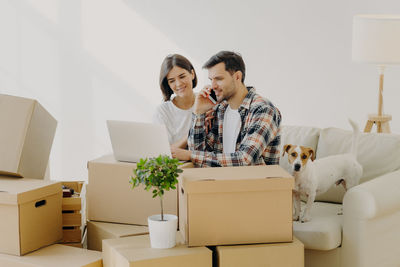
[107,120,172,163]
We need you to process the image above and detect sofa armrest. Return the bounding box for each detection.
[343,169,400,219]
[341,169,400,267]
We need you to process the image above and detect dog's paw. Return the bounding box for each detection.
[301,215,311,223]
[337,207,343,215]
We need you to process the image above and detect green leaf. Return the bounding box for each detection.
[129,154,181,212]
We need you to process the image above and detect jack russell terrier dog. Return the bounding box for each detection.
[283,119,363,222]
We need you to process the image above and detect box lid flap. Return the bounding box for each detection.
[181,165,294,193]
[92,221,148,237]
[0,177,61,204]
[103,234,211,261]
[0,244,102,266]
[87,154,136,168]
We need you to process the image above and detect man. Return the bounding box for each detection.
[171,51,281,167]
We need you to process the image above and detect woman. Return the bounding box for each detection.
[153,54,197,147]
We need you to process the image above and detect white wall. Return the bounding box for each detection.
[1,0,400,181]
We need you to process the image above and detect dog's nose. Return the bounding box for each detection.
[294,164,301,172]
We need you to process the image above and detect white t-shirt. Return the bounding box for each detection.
[153,100,194,145]
[223,105,242,154]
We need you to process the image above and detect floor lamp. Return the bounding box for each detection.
[352,14,400,133]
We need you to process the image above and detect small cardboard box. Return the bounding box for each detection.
[179,165,294,247]
[0,178,63,255]
[0,244,102,267]
[0,94,57,179]
[87,155,178,225]
[102,233,212,267]
[216,237,304,267]
[87,221,148,251]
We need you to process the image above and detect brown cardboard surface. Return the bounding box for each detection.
[179,165,294,247]
[62,212,82,226]
[0,177,61,204]
[182,165,293,193]
[0,244,102,267]
[62,228,82,243]
[0,94,57,179]
[87,154,177,225]
[0,179,62,255]
[216,237,304,267]
[87,221,148,251]
[62,196,81,210]
[102,233,211,267]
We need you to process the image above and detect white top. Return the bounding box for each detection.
[223,105,241,154]
[153,100,194,144]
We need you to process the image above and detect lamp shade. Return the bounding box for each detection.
[352,14,400,64]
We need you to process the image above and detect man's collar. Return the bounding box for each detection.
[239,87,255,110]
[217,87,255,111]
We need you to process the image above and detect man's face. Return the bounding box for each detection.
[208,62,237,102]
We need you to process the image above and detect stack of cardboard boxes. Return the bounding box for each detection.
[87,155,305,266]
[0,94,102,266]
[86,155,168,250]
[61,181,87,248]
[1,93,305,266]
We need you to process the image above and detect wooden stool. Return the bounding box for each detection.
[364,114,392,133]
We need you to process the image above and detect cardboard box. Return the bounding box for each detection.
[0,94,57,179]
[87,221,148,251]
[0,244,102,267]
[216,237,304,267]
[0,178,63,255]
[179,165,294,247]
[87,155,178,225]
[102,233,212,267]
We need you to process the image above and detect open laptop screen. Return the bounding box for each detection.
[107,120,172,163]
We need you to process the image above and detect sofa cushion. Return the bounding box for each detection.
[294,202,342,251]
[315,128,400,203]
[279,125,321,174]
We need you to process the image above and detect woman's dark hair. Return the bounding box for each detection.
[159,54,197,101]
[202,51,245,83]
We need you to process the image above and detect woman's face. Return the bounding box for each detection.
[166,66,195,98]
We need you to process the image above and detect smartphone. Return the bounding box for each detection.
[208,89,217,104]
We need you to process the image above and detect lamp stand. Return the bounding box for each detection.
[364,66,392,133]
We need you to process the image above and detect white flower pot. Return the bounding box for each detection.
[148,214,178,249]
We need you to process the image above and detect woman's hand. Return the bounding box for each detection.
[171,136,188,149]
[205,109,215,134]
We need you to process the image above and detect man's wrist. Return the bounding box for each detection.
[194,109,205,115]
[192,112,206,118]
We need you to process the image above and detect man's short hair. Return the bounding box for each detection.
[202,51,246,83]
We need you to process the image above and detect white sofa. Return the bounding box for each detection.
[279,125,400,267]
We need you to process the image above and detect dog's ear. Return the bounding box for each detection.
[308,148,316,161]
[282,144,292,156]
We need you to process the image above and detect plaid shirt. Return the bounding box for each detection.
[188,87,281,167]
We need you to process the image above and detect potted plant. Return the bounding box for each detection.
[130,154,182,248]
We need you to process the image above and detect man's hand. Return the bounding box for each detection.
[171,146,191,161]
[194,86,216,115]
